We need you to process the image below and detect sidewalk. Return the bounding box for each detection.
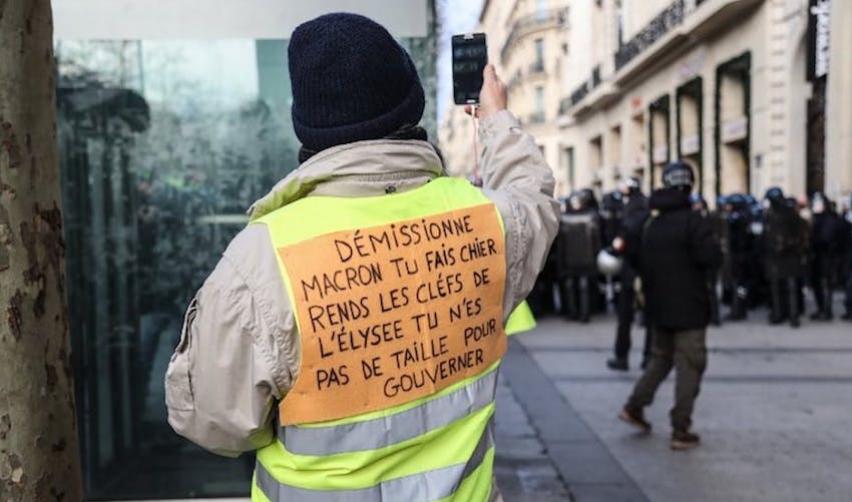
[498,312,852,501]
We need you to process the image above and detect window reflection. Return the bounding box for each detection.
[57,35,434,499]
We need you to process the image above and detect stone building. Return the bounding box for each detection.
[439,0,571,191]
[440,0,851,203]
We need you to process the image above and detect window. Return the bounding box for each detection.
[536,0,549,19]
[535,38,544,66]
[54,3,436,499]
[533,85,546,123]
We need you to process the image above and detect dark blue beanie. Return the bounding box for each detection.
[288,13,426,152]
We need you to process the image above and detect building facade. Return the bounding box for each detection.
[439,0,571,192]
[440,0,851,203]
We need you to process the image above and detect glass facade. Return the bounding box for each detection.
[56,6,436,499]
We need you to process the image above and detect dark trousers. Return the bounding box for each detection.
[810,255,835,317]
[627,327,708,431]
[845,272,852,316]
[560,274,593,322]
[769,277,800,325]
[614,267,652,361]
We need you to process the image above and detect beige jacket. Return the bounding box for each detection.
[165,110,559,457]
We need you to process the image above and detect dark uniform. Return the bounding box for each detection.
[842,198,852,320]
[763,188,807,327]
[725,194,755,320]
[693,194,722,325]
[620,162,722,450]
[556,191,602,322]
[608,177,651,371]
[809,193,846,320]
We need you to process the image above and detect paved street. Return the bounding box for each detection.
[494,310,852,502]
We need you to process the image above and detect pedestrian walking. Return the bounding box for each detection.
[164,13,559,501]
[607,177,651,371]
[763,187,807,327]
[618,162,722,450]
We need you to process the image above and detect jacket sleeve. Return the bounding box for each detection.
[478,110,560,318]
[165,226,296,457]
[689,212,723,270]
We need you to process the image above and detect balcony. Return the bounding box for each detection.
[614,0,685,71]
[569,82,589,108]
[500,7,569,64]
[559,96,572,116]
[567,65,602,109]
[563,0,761,119]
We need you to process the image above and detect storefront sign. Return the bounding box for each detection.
[807,0,831,81]
[653,145,669,164]
[722,116,748,144]
[681,134,700,156]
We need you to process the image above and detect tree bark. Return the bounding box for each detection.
[0,0,85,500]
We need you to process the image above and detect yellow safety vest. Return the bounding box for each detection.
[250,176,534,502]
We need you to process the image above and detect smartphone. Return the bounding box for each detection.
[452,33,488,105]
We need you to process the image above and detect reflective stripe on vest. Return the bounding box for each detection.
[250,177,531,502]
[255,420,494,502]
[278,366,498,456]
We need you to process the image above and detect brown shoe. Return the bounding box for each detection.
[618,407,651,432]
[670,429,700,450]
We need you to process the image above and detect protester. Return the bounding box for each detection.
[165,13,559,501]
[607,177,651,371]
[618,161,721,450]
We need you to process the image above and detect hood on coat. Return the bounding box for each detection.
[247,139,445,220]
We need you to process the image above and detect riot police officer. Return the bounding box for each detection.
[556,190,603,322]
[841,196,852,321]
[693,194,722,326]
[726,194,754,320]
[809,192,845,320]
[763,187,807,327]
[607,177,651,371]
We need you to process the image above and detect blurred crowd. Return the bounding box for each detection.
[528,178,852,336]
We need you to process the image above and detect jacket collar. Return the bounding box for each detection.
[248,139,445,220]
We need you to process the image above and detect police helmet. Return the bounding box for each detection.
[597,249,623,276]
[764,187,784,203]
[662,162,695,190]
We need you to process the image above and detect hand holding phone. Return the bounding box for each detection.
[452,33,488,105]
[473,65,507,120]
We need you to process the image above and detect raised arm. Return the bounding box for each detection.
[474,65,561,318]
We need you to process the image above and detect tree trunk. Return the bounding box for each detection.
[0,1,85,500]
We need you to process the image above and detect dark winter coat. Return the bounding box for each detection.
[640,188,722,330]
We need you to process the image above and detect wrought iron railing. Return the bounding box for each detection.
[558,97,572,116]
[566,64,603,109]
[500,7,569,63]
[569,82,589,107]
[614,0,685,71]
